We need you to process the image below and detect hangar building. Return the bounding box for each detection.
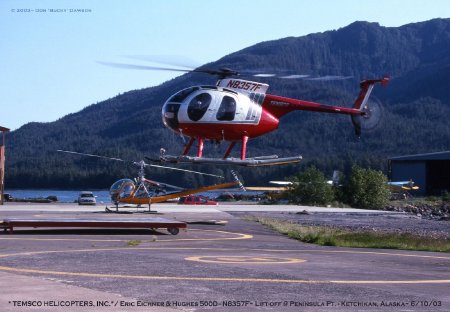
[389,151,450,196]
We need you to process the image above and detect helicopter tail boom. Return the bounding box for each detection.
[263,76,389,137]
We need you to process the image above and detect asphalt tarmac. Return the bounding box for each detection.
[0,203,449,312]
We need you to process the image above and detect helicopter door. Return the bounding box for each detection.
[216,95,236,121]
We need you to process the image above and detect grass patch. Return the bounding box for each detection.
[244,216,450,252]
[127,240,142,247]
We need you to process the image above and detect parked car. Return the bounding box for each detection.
[178,195,218,205]
[77,191,96,205]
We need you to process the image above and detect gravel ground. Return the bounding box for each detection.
[232,211,450,239]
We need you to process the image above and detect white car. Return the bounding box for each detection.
[77,191,96,205]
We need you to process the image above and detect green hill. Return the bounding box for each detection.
[5,19,450,188]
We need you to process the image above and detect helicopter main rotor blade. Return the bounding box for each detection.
[122,55,200,69]
[97,61,193,73]
[279,74,310,79]
[251,73,353,80]
[98,61,238,78]
[143,162,224,179]
[57,150,126,162]
[305,75,353,81]
[99,58,353,81]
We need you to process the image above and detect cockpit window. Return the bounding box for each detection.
[162,103,180,130]
[216,95,236,121]
[109,179,135,202]
[188,93,212,121]
[168,87,199,103]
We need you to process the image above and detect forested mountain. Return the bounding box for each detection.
[5,18,450,188]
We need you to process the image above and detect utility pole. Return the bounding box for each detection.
[0,126,10,205]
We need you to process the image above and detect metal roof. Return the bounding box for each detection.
[389,151,450,161]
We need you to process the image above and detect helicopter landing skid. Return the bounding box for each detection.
[105,206,160,214]
[160,154,302,167]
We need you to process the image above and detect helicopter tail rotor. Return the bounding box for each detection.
[351,76,389,137]
[351,97,384,137]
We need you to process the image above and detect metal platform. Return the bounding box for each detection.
[0,217,186,235]
[160,154,303,167]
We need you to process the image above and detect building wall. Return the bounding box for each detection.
[427,160,450,195]
[390,160,426,195]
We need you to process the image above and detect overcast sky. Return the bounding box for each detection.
[1,0,449,130]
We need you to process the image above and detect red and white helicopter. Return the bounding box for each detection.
[100,61,389,166]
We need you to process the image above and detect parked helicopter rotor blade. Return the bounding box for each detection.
[142,162,224,179]
[153,181,184,191]
[58,150,222,178]
[57,150,126,162]
[141,177,184,190]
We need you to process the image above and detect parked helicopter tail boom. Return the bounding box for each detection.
[119,181,238,205]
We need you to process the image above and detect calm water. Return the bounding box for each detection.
[5,190,112,203]
[4,189,263,203]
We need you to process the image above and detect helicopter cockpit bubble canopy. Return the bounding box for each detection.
[162,83,265,134]
[109,178,135,201]
[162,86,200,131]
